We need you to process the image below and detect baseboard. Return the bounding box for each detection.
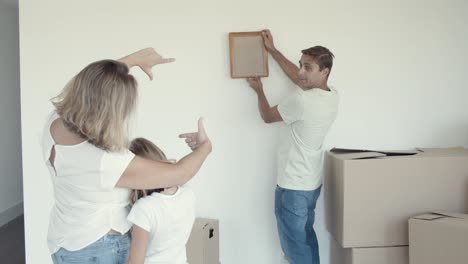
[0,201,24,227]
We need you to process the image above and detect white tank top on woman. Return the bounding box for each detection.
[41,112,135,254]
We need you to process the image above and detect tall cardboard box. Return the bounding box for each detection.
[330,237,408,264]
[409,212,468,264]
[186,218,220,264]
[325,147,468,248]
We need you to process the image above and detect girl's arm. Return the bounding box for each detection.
[116,118,212,189]
[126,225,150,264]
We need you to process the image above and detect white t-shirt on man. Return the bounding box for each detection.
[277,86,339,191]
[127,186,195,264]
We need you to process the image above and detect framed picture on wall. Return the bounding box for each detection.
[229,31,269,78]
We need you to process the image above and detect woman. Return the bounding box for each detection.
[41,48,211,264]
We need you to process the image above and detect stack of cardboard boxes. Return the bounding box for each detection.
[325,147,468,264]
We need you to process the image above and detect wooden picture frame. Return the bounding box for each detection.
[229,31,269,78]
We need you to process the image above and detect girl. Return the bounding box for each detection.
[126,137,196,264]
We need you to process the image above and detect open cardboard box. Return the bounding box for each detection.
[325,147,468,248]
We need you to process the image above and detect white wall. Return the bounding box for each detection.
[19,0,468,263]
[0,2,23,226]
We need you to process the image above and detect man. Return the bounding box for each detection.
[246,29,338,264]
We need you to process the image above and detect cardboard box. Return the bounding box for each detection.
[325,147,468,248]
[409,212,468,264]
[330,237,408,264]
[186,218,220,264]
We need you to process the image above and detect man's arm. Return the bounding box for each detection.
[262,29,301,86]
[246,77,283,124]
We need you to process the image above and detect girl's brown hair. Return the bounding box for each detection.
[129,138,172,204]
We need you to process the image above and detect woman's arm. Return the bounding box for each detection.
[116,118,212,189]
[125,225,150,264]
[118,47,175,80]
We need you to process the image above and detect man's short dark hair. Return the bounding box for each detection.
[301,46,335,72]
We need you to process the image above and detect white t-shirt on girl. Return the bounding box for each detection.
[127,186,196,264]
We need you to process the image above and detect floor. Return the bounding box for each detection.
[0,215,25,263]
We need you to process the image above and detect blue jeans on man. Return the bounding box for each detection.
[275,185,322,264]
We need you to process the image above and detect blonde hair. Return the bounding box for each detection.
[129,138,174,204]
[52,60,137,152]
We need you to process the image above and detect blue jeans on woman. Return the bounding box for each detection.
[275,185,322,264]
[51,232,131,264]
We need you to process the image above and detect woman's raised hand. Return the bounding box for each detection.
[119,47,175,80]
